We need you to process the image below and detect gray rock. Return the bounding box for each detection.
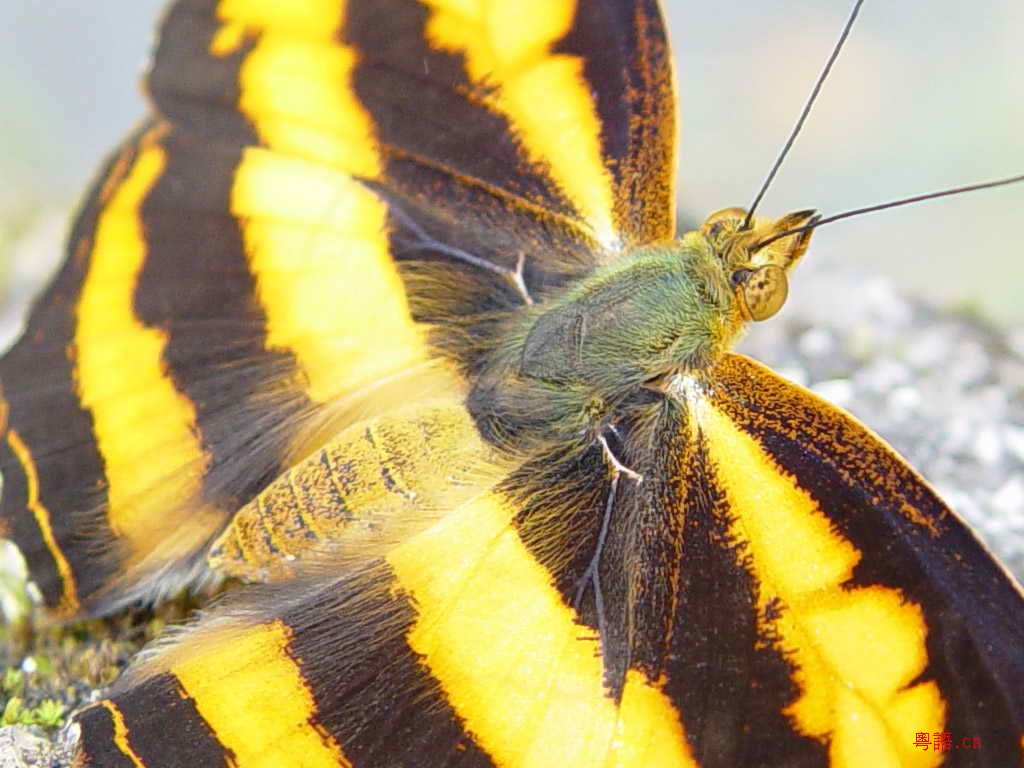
[0,726,72,768]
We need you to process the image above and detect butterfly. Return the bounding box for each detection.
[1,0,1022,766]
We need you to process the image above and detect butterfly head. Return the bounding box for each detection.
[699,207,819,322]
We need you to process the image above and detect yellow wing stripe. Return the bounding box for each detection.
[172,619,351,767]
[210,0,428,405]
[230,150,425,404]
[215,0,346,40]
[696,400,945,768]
[236,29,380,175]
[387,492,697,767]
[96,701,146,768]
[5,430,79,614]
[424,0,618,246]
[74,140,217,553]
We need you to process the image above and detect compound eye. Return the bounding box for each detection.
[736,264,788,321]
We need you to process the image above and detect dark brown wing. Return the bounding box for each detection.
[588,354,1024,766]
[0,0,678,615]
[74,354,1024,766]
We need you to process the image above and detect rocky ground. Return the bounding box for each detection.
[0,213,1021,766]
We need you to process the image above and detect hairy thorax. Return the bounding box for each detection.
[468,209,817,449]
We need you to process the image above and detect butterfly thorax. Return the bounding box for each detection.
[468,209,818,448]
[521,243,739,386]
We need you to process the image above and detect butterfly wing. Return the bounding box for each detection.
[0,0,677,614]
[152,0,676,248]
[75,486,697,768]
[634,353,1024,766]
[76,353,1024,766]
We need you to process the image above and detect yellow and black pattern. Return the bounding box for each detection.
[699,356,1024,764]
[0,0,675,613]
[0,131,160,615]
[1,0,1022,766]
[74,355,1024,766]
[153,0,675,247]
[78,493,696,767]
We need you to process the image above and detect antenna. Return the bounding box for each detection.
[742,0,865,229]
[752,173,1024,250]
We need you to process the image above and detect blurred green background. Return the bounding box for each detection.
[1,1,1021,321]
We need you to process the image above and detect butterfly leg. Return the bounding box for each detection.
[573,430,642,655]
[597,430,643,484]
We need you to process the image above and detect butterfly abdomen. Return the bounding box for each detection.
[208,403,502,582]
